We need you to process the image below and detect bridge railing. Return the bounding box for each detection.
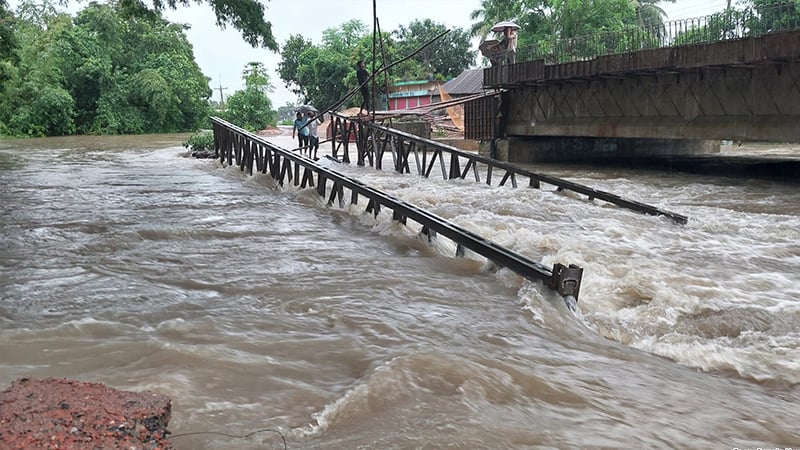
[211,116,584,307]
[515,1,800,65]
[328,112,688,225]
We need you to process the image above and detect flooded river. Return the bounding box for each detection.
[1,133,798,449]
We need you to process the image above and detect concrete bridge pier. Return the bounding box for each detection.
[480,137,720,164]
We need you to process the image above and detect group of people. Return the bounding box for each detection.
[291,59,370,160]
[291,111,324,160]
[289,59,372,160]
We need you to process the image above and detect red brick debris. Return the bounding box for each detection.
[0,377,173,449]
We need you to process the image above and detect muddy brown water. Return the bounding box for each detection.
[1,134,798,449]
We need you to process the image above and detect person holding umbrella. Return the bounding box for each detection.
[491,21,520,65]
[503,26,518,64]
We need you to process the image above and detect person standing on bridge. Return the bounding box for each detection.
[503,26,517,64]
[292,111,309,152]
[356,60,370,114]
[306,111,323,160]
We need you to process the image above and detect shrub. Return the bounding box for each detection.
[182,131,214,152]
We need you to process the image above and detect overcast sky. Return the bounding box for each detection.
[164,0,729,107]
[12,0,731,107]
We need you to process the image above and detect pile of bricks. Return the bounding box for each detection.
[0,378,172,449]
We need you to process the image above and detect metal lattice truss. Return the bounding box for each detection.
[211,116,584,306]
[329,113,687,225]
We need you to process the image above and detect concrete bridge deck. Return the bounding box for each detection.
[471,29,800,163]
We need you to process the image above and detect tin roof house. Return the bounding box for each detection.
[439,68,484,98]
[385,79,439,110]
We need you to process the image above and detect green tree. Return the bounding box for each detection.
[633,0,674,29]
[223,61,276,131]
[278,18,478,112]
[393,19,475,79]
[1,1,211,137]
[673,10,737,45]
[553,0,637,39]
[276,34,312,100]
[745,0,800,34]
[0,0,18,133]
[278,20,369,111]
[115,0,277,49]
[2,4,77,136]
[0,0,17,72]
[68,3,211,134]
[296,44,352,110]
[468,0,532,40]
[674,0,800,46]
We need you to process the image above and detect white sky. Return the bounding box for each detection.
[10,0,731,107]
[165,0,485,107]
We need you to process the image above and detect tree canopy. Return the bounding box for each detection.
[116,0,277,49]
[277,18,476,111]
[468,0,795,64]
[0,0,18,98]
[0,1,211,136]
[393,19,475,80]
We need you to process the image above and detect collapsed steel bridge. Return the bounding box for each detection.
[211,116,583,307]
[329,112,688,225]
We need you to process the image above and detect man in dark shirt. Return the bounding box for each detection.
[356,60,369,113]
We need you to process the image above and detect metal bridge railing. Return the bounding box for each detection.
[211,116,584,308]
[516,2,800,65]
[329,113,688,225]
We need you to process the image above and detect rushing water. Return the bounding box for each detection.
[1,132,798,449]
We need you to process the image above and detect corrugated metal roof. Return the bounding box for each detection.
[441,68,484,96]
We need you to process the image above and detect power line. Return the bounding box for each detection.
[170,427,288,449]
[663,0,730,20]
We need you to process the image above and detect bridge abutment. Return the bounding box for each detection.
[481,137,720,163]
[473,31,800,148]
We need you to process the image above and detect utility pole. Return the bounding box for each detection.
[216,78,228,110]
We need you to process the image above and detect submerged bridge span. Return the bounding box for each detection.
[328,112,687,225]
[211,117,584,307]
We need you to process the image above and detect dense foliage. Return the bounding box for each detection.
[116,0,277,50]
[468,0,799,62]
[670,0,800,45]
[0,0,16,81]
[0,1,212,137]
[393,19,476,80]
[277,19,477,111]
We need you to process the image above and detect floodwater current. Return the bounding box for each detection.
[1,132,798,449]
